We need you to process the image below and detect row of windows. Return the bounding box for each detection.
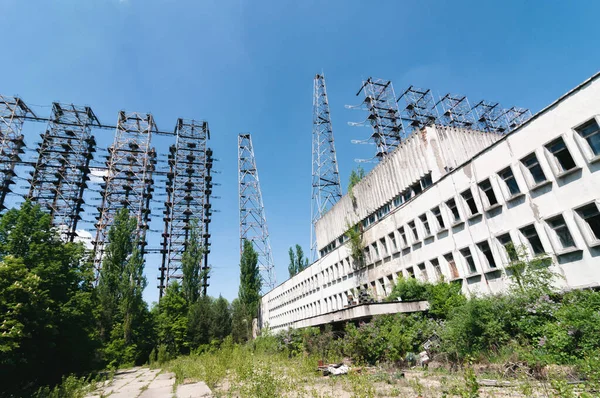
[267,117,600,318]
[319,172,433,257]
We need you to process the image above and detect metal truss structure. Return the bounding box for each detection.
[159,119,213,298]
[503,106,533,130]
[28,103,99,241]
[0,95,33,210]
[434,93,476,128]
[93,112,157,272]
[471,100,509,133]
[397,86,438,132]
[238,133,276,292]
[353,77,405,159]
[311,74,342,262]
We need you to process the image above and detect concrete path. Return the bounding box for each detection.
[86,367,212,398]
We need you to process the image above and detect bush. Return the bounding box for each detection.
[387,276,429,302]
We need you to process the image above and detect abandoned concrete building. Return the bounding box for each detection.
[260,72,600,332]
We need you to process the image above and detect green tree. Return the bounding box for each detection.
[155,282,188,356]
[182,219,205,304]
[231,298,250,343]
[97,208,152,367]
[348,166,365,207]
[187,295,213,349]
[0,201,98,395]
[238,240,261,319]
[210,295,232,341]
[288,244,309,278]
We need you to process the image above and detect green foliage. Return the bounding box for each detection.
[238,239,261,319]
[288,244,309,277]
[345,223,364,269]
[387,275,428,302]
[210,295,232,341]
[231,298,250,343]
[0,201,99,396]
[155,282,189,356]
[181,219,205,304]
[348,166,365,207]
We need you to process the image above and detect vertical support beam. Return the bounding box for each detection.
[238,133,276,292]
[28,103,99,241]
[311,73,342,262]
[0,95,32,210]
[93,111,156,274]
[202,147,214,297]
[159,119,210,298]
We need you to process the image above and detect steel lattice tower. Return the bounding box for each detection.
[472,100,509,133]
[434,93,476,128]
[0,95,32,210]
[160,119,212,298]
[93,111,157,272]
[28,103,99,241]
[311,74,342,262]
[503,106,532,131]
[238,133,276,291]
[397,86,438,132]
[356,77,405,159]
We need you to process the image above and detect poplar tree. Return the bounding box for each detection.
[238,240,261,319]
[181,219,204,304]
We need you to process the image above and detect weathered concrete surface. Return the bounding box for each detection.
[176,382,212,398]
[85,367,203,398]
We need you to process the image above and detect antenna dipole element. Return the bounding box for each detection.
[311,73,342,262]
[238,133,276,292]
[356,77,405,159]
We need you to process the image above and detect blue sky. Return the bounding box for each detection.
[1,0,599,305]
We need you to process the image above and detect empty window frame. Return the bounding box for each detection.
[477,240,497,269]
[398,226,408,247]
[379,238,388,257]
[546,214,576,250]
[575,203,600,243]
[574,118,600,158]
[460,247,478,274]
[421,173,433,189]
[411,181,423,196]
[406,266,415,278]
[521,152,548,186]
[388,232,397,252]
[432,206,445,230]
[478,179,499,207]
[545,137,577,174]
[372,242,380,260]
[419,213,432,236]
[430,258,443,280]
[446,198,461,223]
[497,233,518,261]
[520,224,546,256]
[408,220,419,241]
[417,263,429,282]
[461,188,479,216]
[444,252,460,279]
[498,166,521,197]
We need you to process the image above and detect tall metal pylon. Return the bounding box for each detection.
[397,86,438,132]
[93,111,157,273]
[310,74,342,262]
[159,119,212,299]
[0,95,33,210]
[238,133,276,292]
[28,103,99,241]
[352,77,405,159]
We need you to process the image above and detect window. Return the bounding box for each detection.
[388,233,397,252]
[478,179,498,207]
[545,137,577,173]
[446,198,461,223]
[372,242,380,260]
[393,194,404,207]
[575,119,600,157]
[430,258,442,279]
[461,188,479,216]
[498,167,521,196]
[432,206,445,229]
[363,247,371,264]
[575,203,600,242]
[546,215,576,250]
[460,247,477,274]
[477,241,497,269]
[403,190,412,202]
[398,227,408,247]
[444,252,460,279]
[379,238,388,257]
[421,173,433,189]
[419,213,431,236]
[417,263,429,282]
[411,181,423,196]
[406,267,415,278]
[408,220,419,241]
[520,224,545,255]
[521,153,547,185]
[497,233,517,261]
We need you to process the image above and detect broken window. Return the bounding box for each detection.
[388,232,397,252]
[575,119,600,157]
[497,233,518,261]
[444,252,460,279]
[446,198,461,222]
[478,179,498,207]
[498,167,521,196]
[477,240,497,269]
[408,220,419,241]
[417,263,429,282]
[520,224,545,255]
[547,214,576,250]
[576,203,600,241]
[432,206,445,229]
[419,213,431,236]
[398,226,408,246]
[461,188,479,216]
[430,258,442,279]
[521,153,547,185]
[460,247,477,274]
[545,137,577,173]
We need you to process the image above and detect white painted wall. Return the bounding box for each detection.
[261,72,600,332]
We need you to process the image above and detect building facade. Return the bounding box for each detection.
[261,72,600,332]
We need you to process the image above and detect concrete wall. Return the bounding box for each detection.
[261,72,600,332]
